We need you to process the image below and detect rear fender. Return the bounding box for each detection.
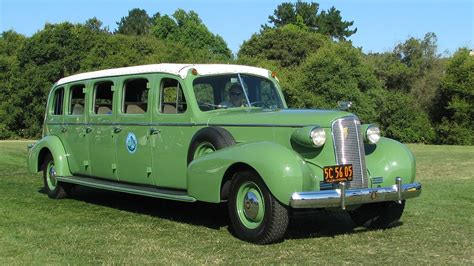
[187,141,314,206]
[27,135,71,176]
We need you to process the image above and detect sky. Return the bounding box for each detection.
[0,0,472,55]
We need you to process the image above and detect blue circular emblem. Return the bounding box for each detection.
[126,132,137,154]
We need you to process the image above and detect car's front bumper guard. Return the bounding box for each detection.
[290,177,422,209]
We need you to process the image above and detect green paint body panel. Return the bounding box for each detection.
[187,141,314,204]
[365,137,416,186]
[27,65,419,208]
[27,135,72,177]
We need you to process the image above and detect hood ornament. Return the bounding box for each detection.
[338,101,352,111]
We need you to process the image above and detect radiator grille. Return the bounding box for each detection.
[331,116,368,188]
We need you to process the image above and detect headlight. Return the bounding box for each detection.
[291,126,326,148]
[366,125,381,144]
[310,127,326,147]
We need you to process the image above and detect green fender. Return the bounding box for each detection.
[365,137,416,186]
[27,135,72,177]
[187,141,314,206]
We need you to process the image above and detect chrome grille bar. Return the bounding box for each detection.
[331,116,368,188]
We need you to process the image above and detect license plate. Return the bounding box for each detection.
[323,164,353,183]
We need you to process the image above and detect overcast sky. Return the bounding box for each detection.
[1,0,472,55]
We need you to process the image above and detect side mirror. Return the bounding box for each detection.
[338,101,352,111]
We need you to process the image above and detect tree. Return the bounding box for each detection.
[239,24,329,67]
[286,42,381,123]
[433,48,473,145]
[85,17,109,33]
[370,33,443,111]
[150,9,232,59]
[317,7,357,41]
[116,8,151,35]
[266,1,356,41]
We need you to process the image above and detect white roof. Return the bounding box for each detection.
[56,63,271,86]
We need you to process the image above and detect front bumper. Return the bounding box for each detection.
[290,178,421,209]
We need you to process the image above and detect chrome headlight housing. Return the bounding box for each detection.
[366,125,381,144]
[310,127,326,147]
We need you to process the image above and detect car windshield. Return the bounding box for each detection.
[193,74,285,111]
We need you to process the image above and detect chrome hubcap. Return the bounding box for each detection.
[243,191,260,220]
[47,164,57,190]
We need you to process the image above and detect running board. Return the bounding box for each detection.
[56,176,196,203]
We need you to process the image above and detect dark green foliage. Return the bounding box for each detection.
[116,8,151,35]
[433,49,473,145]
[374,91,435,143]
[239,25,330,67]
[287,42,380,123]
[151,9,232,59]
[266,1,356,41]
[317,7,357,41]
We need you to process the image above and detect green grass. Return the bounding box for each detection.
[0,141,473,264]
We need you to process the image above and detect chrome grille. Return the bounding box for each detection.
[332,116,368,188]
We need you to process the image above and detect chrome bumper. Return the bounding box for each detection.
[290,178,421,209]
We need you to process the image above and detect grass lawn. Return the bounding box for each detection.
[0,141,472,264]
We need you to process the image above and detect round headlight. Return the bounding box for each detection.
[366,126,381,144]
[310,127,326,147]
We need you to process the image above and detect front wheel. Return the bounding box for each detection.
[349,201,405,229]
[228,170,289,244]
[42,154,71,199]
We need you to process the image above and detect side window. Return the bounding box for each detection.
[69,84,85,115]
[52,87,64,115]
[194,83,214,104]
[93,81,114,115]
[123,78,148,114]
[160,78,187,114]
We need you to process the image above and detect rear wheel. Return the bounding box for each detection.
[228,170,289,244]
[350,201,405,229]
[42,154,71,199]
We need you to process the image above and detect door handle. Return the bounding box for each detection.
[113,126,122,133]
[150,127,160,135]
[85,126,93,133]
[61,126,67,133]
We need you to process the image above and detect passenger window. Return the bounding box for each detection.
[69,84,85,115]
[52,87,64,115]
[93,81,114,115]
[160,79,187,114]
[123,78,148,114]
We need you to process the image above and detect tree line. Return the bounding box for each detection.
[0,2,472,145]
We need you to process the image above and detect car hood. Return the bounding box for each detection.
[205,108,354,128]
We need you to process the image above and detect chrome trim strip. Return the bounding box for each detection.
[289,182,422,209]
[371,176,384,184]
[57,176,196,202]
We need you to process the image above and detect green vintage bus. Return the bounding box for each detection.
[27,64,421,244]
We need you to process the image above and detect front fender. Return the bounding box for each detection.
[365,137,416,186]
[27,135,71,176]
[187,141,314,206]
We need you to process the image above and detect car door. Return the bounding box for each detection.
[62,83,91,176]
[87,79,118,180]
[151,75,194,189]
[114,76,154,185]
[46,86,64,137]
